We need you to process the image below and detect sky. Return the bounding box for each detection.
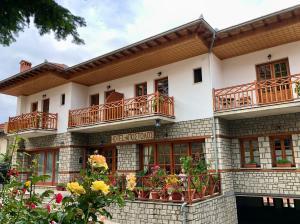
[0,0,299,122]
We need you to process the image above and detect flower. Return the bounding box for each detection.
[46,204,51,213]
[55,193,63,203]
[91,180,110,195]
[29,203,36,209]
[126,173,137,191]
[7,168,19,177]
[24,181,31,188]
[88,155,108,170]
[67,182,86,195]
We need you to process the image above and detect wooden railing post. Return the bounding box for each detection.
[155,91,159,113]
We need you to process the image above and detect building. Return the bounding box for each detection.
[1,5,300,223]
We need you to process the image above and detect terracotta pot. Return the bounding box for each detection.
[183,189,196,201]
[56,186,66,191]
[161,191,169,201]
[171,192,182,201]
[277,163,292,168]
[133,190,139,198]
[244,163,257,168]
[151,191,160,200]
[139,190,150,199]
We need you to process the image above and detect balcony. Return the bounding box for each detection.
[68,93,175,132]
[213,74,300,119]
[109,173,221,204]
[7,112,58,137]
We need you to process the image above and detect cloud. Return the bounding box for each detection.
[0,0,299,122]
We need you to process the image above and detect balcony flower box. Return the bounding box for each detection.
[244,163,258,168]
[276,159,292,168]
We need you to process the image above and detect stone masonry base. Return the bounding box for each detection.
[107,195,237,224]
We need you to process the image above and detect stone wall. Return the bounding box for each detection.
[117,144,140,172]
[233,171,300,196]
[108,195,238,224]
[228,113,300,137]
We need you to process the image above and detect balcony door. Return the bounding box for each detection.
[256,59,292,104]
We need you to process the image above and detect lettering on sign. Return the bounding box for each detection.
[111,131,154,144]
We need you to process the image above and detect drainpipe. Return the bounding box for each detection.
[207,31,219,172]
[180,202,188,224]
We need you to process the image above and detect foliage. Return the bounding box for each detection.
[276,158,291,164]
[165,175,182,193]
[149,165,166,189]
[0,138,135,224]
[295,81,300,96]
[180,156,193,175]
[0,0,86,46]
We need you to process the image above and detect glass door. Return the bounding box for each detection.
[256,59,292,104]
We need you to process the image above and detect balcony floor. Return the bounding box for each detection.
[68,115,175,133]
[7,129,57,138]
[214,99,300,120]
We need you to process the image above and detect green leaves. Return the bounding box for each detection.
[0,0,86,46]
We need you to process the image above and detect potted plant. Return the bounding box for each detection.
[295,80,300,97]
[152,94,165,112]
[149,165,166,200]
[166,175,182,201]
[276,158,292,167]
[56,182,67,191]
[180,156,195,201]
[244,159,258,168]
[137,186,151,199]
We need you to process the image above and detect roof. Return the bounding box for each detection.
[1,4,300,95]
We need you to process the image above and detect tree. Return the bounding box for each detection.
[0,0,86,46]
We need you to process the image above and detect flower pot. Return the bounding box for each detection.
[171,192,182,201]
[151,191,160,200]
[277,163,292,168]
[139,190,150,199]
[183,189,196,201]
[56,186,66,191]
[244,163,257,168]
[161,191,169,201]
[133,190,139,198]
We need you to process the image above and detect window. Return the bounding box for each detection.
[155,77,168,95]
[42,99,50,113]
[135,82,147,97]
[193,68,202,83]
[256,59,290,81]
[270,135,294,167]
[240,138,260,167]
[61,94,65,105]
[90,94,99,106]
[31,150,59,185]
[141,140,205,174]
[31,102,38,112]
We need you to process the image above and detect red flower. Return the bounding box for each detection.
[30,203,37,209]
[55,193,63,203]
[21,188,27,194]
[7,168,19,177]
[46,204,51,213]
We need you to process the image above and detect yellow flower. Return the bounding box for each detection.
[166,175,179,186]
[24,181,31,188]
[91,180,110,195]
[126,173,136,191]
[88,155,108,170]
[67,182,86,195]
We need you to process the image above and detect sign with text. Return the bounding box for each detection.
[111,131,154,144]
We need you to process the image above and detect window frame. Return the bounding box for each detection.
[90,93,99,106]
[61,93,65,106]
[193,67,202,84]
[30,149,59,186]
[155,77,169,96]
[140,140,205,174]
[270,135,295,167]
[31,102,38,112]
[240,138,260,168]
[135,82,147,97]
[255,58,290,81]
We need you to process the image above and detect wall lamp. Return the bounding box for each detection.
[267,54,272,60]
[155,119,161,128]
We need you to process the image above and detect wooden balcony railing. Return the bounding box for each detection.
[8,112,58,133]
[109,173,221,204]
[68,92,175,128]
[213,74,300,112]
